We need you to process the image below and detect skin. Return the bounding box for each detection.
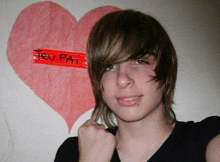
[78,119,117,162]
[206,135,220,162]
[100,54,175,161]
[78,54,175,162]
[101,54,162,124]
[78,54,220,161]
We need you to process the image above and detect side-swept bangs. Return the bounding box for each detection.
[87,9,177,127]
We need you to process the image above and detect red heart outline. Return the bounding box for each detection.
[7,1,121,132]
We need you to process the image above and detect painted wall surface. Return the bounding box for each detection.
[0,0,220,161]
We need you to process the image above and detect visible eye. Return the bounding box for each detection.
[134,59,149,65]
[105,64,117,71]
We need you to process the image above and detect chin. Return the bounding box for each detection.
[115,111,148,123]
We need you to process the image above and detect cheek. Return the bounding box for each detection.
[138,68,156,83]
[147,64,157,76]
[100,74,115,98]
[150,82,162,102]
[101,72,115,89]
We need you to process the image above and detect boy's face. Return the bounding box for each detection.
[100,54,163,124]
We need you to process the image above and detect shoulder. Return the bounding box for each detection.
[160,116,220,161]
[206,134,220,162]
[180,116,220,137]
[197,116,220,127]
[180,116,220,161]
[54,137,79,162]
[194,116,220,139]
[200,116,220,161]
[170,116,220,148]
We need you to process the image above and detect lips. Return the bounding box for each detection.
[117,95,143,106]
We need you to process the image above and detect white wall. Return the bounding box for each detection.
[1,0,220,161]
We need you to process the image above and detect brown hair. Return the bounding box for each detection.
[86,9,178,128]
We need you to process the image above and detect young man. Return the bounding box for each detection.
[55,10,220,162]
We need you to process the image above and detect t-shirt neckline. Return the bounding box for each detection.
[109,121,182,162]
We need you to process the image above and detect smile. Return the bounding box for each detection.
[122,96,139,101]
[117,95,142,106]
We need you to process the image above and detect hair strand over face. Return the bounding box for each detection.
[87,9,178,128]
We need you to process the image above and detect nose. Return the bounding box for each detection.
[116,63,134,89]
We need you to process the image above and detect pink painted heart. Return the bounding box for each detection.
[7,1,121,132]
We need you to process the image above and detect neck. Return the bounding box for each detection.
[116,106,175,147]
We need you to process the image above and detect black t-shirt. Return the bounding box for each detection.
[54,116,220,162]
